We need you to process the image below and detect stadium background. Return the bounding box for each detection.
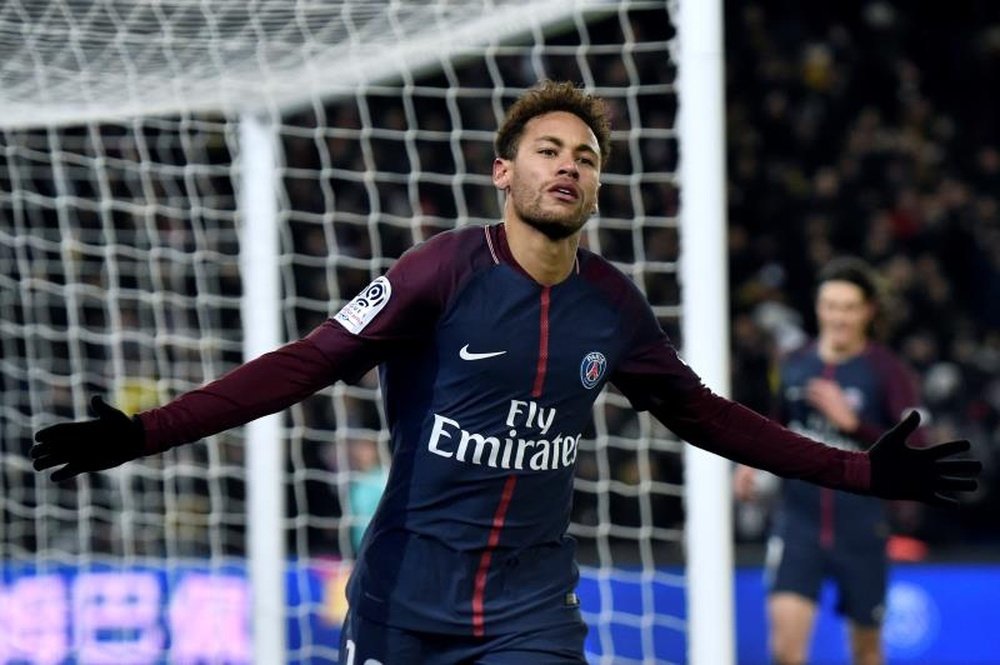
[727,3,999,661]
[725,1,999,553]
[1,1,998,663]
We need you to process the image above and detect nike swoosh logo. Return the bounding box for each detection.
[459,344,507,361]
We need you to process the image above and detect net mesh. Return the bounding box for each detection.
[1,1,686,662]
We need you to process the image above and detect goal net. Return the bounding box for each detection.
[1,1,697,663]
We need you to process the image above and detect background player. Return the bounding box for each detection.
[735,257,926,665]
[32,81,980,664]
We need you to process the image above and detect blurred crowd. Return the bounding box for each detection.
[725,1,1000,548]
[3,2,997,564]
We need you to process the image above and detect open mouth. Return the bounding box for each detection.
[548,184,579,202]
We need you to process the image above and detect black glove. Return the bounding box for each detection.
[868,411,982,505]
[32,396,146,482]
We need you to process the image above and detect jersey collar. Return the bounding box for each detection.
[485,223,581,280]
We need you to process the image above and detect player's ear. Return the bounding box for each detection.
[493,157,511,191]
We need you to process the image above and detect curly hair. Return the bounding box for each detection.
[495,80,612,167]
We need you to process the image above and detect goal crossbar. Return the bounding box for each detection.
[1,0,624,128]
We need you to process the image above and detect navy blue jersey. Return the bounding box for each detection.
[341,224,639,634]
[774,342,924,549]
[140,223,873,636]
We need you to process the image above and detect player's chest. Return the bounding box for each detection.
[785,360,881,417]
[434,277,621,397]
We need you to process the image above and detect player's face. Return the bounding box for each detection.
[815,280,874,353]
[493,111,601,240]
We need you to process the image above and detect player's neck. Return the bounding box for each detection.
[817,336,867,364]
[503,218,579,286]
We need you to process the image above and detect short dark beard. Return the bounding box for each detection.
[521,215,581,240]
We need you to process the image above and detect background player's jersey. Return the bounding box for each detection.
[774,342,924,550]
[139,223,875,636]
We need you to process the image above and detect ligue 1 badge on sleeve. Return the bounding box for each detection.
[580,351,607,389]
[334,276,392,334]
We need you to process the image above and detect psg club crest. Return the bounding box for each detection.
[580,351,607,389]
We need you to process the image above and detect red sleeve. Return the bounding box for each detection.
[613,340,870,493]
[139,334,347,453]
[139,228,485,453]
[609,287,871,493]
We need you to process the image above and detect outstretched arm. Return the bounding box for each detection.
[138,323,373,452]
[32,396,146,481]
[32,324,370,481]
[866,411,979,505]
[613,344,981,506]
[32,227,477,482]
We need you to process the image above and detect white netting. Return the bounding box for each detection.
[1,1,687,663]
[1,0,621,128]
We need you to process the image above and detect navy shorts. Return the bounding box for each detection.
[338,610,588,665]
[765,535,887,627]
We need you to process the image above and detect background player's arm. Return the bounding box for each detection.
[733,464,761,502]
[860,354,928,447]
[804,377,859,433]
[808,353,927,448]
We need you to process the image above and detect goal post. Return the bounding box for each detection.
[0,2,733,663]
[677,1,736,664]
[239,111,286,664]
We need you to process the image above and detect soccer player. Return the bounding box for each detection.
[32,81,980,664]
[735,258,927,665]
